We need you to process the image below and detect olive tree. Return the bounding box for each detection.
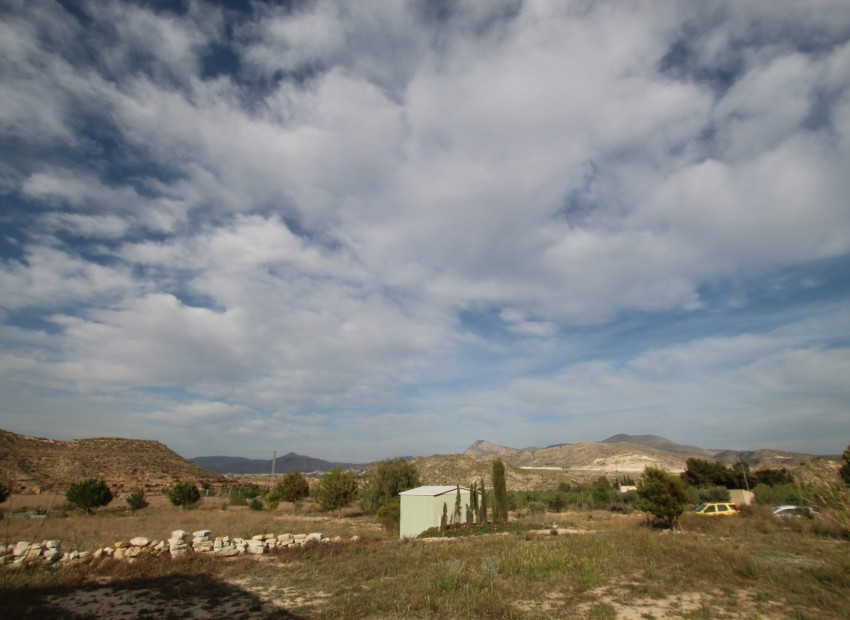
[66,479,113,514]
[360,458,420,515]
[638,467,688,529]
[266,471,310,511]
[315,467,358,516]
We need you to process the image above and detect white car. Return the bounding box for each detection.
[771,505,816,518]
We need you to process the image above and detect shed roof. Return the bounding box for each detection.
[399,485,469,497]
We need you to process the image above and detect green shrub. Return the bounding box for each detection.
[125,488,149,513]
[249,497,263,511]
[376,500,401,534]
[66,479,113,514]
[263,491,281,510]
[687,485,731,504]
[753,483,804,506]
[165,482,201,510]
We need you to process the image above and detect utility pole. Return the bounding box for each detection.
[271,450,276,476]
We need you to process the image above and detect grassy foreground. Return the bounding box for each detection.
[2,506,848,619]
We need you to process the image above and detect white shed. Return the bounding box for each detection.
[399,485,471,539]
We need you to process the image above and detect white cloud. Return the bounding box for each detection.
[1,0,849,458]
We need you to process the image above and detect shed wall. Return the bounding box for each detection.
[399,489,471,539]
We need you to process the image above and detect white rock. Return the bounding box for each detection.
[130,537,150,547]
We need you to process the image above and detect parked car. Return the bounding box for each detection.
[771,505,816,519]
[693,502,739,516]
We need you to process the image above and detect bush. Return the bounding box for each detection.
[361,459,420,515]
[249,497,263,511]
[166,482,201,510]
[125,488,149,513]
[0,481,9,504]
[638,467,688,529]
[686,485,731,504]
[376,500,401,535]
[66,479,113,514]
[753,482,804,506]
[263,491,281,510]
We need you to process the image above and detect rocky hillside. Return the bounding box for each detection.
[601,434,716,459]
[506,442,687,473]
[410,454,574,490]
[600,434,823,468]
[0,428,223,494]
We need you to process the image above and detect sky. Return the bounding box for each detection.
[1,0,849,463]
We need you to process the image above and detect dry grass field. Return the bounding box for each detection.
[2,499,849,619]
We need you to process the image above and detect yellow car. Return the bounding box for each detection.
[694,502,739,516]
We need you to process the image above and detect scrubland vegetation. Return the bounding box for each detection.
[2,501,849,619]
[1,451,848,618]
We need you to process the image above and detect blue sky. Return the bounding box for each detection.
[1,0,849,461]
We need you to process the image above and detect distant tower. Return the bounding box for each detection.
[272,450,277,476]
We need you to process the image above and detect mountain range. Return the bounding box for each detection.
[462,434,823,470]
[190,452,365,475]
[0,427,833,493]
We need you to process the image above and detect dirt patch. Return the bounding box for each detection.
[44,574,303,619]
[567,586,763,619]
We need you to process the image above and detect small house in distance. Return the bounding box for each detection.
[399,485,471,539]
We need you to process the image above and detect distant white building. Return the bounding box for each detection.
[399,485,471,539]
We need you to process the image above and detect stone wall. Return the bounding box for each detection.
[1,530,359,567]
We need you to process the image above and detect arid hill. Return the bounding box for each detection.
[506,442,688,473]
[463,440,520,459]
[0,428,223,494]
[410,454,573,490]
[599,434,825,468]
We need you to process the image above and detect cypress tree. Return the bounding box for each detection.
[470,480,479,522]
[480,477,488,523]
[453,484,462,523]
[492,459,508,523]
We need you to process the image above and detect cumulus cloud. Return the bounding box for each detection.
[1,0,849,458]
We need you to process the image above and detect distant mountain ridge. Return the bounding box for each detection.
[190,452,366,474]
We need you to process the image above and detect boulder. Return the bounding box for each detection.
[130,537,150,547]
